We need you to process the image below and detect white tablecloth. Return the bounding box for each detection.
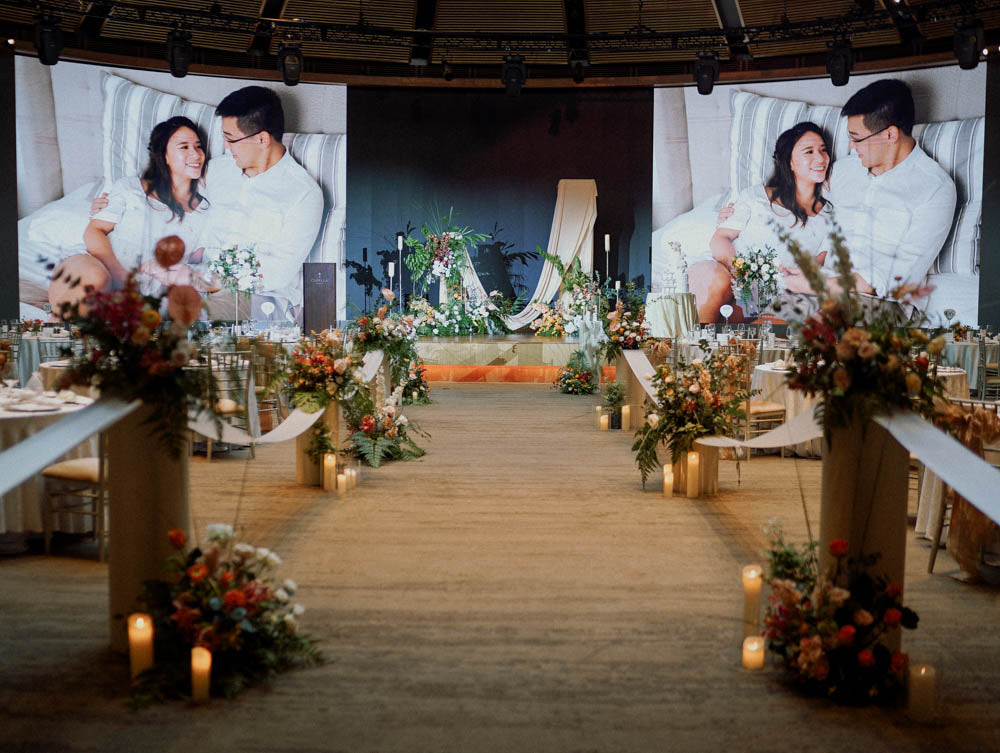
[0,398,98,535]
[675,339,793,365]
[17,335,73,386]
[751,363,823,458]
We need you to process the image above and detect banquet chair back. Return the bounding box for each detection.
[736,352,786,460]
[38,338,72,363]
[205,350,254,461]
[42,431,109,561]
[977,336,1000,400]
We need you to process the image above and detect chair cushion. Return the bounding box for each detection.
[42,457,101,483]
[215,398,242,414]
[749,400,786,415]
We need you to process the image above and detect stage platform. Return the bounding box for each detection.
[415,334,615,383]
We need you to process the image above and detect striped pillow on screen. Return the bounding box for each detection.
[915,117,983,276]
[727,90,808,200]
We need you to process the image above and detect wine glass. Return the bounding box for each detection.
[2,358,18,390]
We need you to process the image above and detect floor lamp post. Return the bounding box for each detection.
[604,233,610,283]
[396,233,404,313]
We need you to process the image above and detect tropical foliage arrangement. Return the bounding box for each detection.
[57,239,216,456]
[762,525,918,705]
[130,524,322,708]
[781,229,945,435]
[402,208,488,293]
[554,350,598,395]
[343,382,426,467]
[631,345,748,485]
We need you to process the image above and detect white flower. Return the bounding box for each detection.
[397,414,409,426]
[292,603,306,616]
[282,613,297,633]
[750,263,758,272]
[646,413,660,427]
[274,587,290,602]
[232,542,255,560]
[205,523,234,543]
[282,578,297,593]
[433,328,439,334]
[255,547,282,567]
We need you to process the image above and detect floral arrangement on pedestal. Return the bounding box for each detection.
[949,321,970,341]
[354,289,418,365]
[130,524,322,707]
[529,301,571,337]
[601,300,651,362]
[762,525,918,705]
[342,383,426,467]
[279,329,364,460]
[402,208,489,294]
[781,230,945,434]
[631,345,748,484]
[56,238,216,456]
[401,356,432,405]
[539,249,607,336]
[554,350,598,395]
[731,245,780,316]
[208,245,263,298]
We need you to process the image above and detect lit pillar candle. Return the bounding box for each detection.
[742,564,763,637]
[322,453,338,492]
[908,664,936,716]
[337,473,348,498]
[686,451,700,498]
[615,280,621,291]
[411,390,419,402]
[397,235,403,252]
[604,234,610,252]
[594,405,603,429]
[599,414,609,431]
[347,467,358,489]
[742,636,765,670]
[127,613,154,679]
[191,646,212,703]
[621,404,630,430]
[662,464,673,498]
[387,262,395,278]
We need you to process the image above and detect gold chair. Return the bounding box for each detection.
[736,352,786,460]
[977,336,1000,400]
[206,350,255,461]
[42,432,109,561]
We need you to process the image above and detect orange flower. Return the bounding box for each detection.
[886,582,903,599]
[168,529,187,549]
[154,235,186,268]
[890,651,909,677]
[829,538,849,557]
[838,625,856,646]
[223,589,247,609]
[187,563,209,582]
[857,649,875,667]
[883,608,902,627]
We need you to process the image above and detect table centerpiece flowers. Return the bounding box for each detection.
[22,317,44,334]
[949,321,970,341]
[130,523,322,707]
[731,245,781,316]
[55,237,216,456]
[631,345,748,485]
[208,244,263,330]
[762,524,918,706]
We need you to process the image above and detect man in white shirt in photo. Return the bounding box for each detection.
[820,79,956,296]
[201,86,324,321]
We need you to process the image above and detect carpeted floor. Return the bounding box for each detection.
[1,382,999,752]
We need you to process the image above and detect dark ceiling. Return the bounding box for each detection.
[2,0,999,85]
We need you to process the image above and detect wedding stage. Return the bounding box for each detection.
[416,333,616,383]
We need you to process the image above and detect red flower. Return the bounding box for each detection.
[890,651,909,678]
[886,582,903,599]
[171,603,202,632]
[187,563,209,583]
[219,571,235,587]
[857,649,875,667]
[359,415,376,433]
[883,608,902,627]
[838,625,856,646]
[829,538,849,557]
[914,356,930,372]
[168,529,187,549]
[223,590,247,609]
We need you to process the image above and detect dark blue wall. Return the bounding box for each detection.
[345,87,652,318]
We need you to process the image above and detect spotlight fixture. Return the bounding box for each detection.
[166,29,192,78]
[33,13,63,66]
[501,54,526,97]
[442,59,454,81]
[278,43,303,86]
[954,20,984,70]
[693,52,719,96]
[568,49,589,84]
[826,38,852,87]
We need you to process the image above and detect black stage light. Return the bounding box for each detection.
[954,20,984,70]
[167,30,193,78]
[826,39,852,87]
[33,13,63,66]
[278,43,303,86]
[694,52,719,96]
[568,49,589,84]
[502,54,526,97]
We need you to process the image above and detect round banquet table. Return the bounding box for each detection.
[16,335,73,386]
[645,293,699,340]
[942,340,999,392]
[675,339,793,365]
[0,397,98,541]
[751,363,822,458]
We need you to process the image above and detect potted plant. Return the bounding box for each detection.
[603,382,625,429]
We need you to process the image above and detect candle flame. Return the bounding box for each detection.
[136,617,145,629]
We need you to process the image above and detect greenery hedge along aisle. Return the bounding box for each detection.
[130,524,322,708]
[631,344,748,486]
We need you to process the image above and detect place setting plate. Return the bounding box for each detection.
[5,403,63,412]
